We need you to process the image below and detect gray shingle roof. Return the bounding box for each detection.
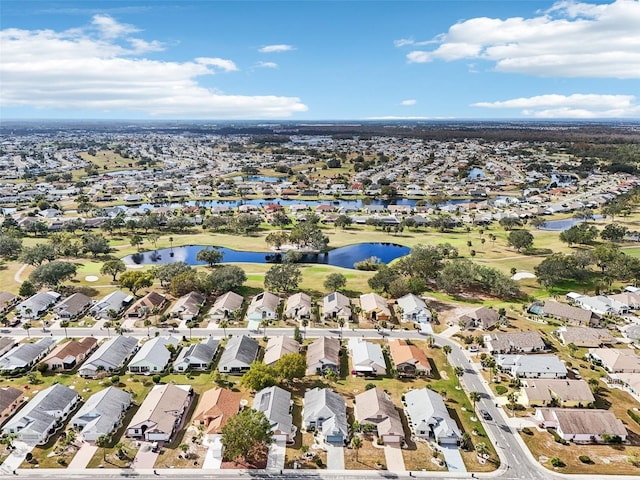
[218,335,259,368]
[0,337,56,371]
[81,336,138,374]
[173,337,219,369]
[253,386,294,438]
[70,386,131,439]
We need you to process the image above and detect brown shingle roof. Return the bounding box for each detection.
[192,387,241,434]
[388,339,430,372]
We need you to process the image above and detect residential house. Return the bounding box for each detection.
[284,292,312,321]
[0,337,57,373]
[521,379,594,408]
[589,348,640,373]
[535,408,627,443]
[128,336,179,374]
[306,337,340,375]
[359,293,391,322]
[396,294,431,324]
[263,336,300,367]
[246,292,281,322]
[540,300,600,326]
[459,306,499,330]
[15,291,61,319]
[173,337,219,372]
[302,387,348,444]
[496,354,567,379]
[53,292,92,319]
[0,387,25,426]
[606,372,640,403]
[90,290,134,320]
[79,336,139,378]
[70,386,132,442]
[41,337,98,371]
[126,384,192,442]
[207,291,244,320]
[0,337,16,357]
[484,331,546,354]
[253,386,296,443]
[557,326,617,348]
[404,387,461,445]
[348,338,386,375]
[609,291,640,310]
[573,295,628,315]
[0,292,18,314]
[354,388,404,445]
[217,335,259,374]
[125,291,167,319]
[193,387,241,434]
[168,291,206,322]
[322,291,351,322]
[388,339,431,377]
[2,384,80,445]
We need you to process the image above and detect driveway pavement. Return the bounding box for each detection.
[439,444,466,473]
[132,442,159,469]
[325,443,344,470]
[201,435,222,469]
[383,444,405,471]
[67,442,97,469]
[266,440,286,471]
[0,441,32,475]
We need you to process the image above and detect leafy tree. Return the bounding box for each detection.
[0,235,22,259]
[535,253,578,288]
[507,230,534,252]
[130,234,143,250]
[265,231,289,250]
[96,434,110,460]
[209,265,247,293]
[153,261,192,287]
[324,273,346,292]
[196,247,224,267]
[600,223,628,243]
[367,265,400,293]
[81,233,111,257]
[334,215,353,229]
[231,213,262,235]
[29,260,77,287]
[592,243,622,274]
[395,244,452,282]
[273,352,306,381]
[559,223,598,246]
[264,263,301,292]
[19,280,36,298]
[221,408,274,465]
[118,270,154,295]
[498,216,522,230]
[289,222,329,251]
[269,211,291,228]
[169,270,211,297]
[100,259,126,281]
[19,243,57,265]
[241,361,277,391]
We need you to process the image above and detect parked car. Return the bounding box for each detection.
[480,409,492,421]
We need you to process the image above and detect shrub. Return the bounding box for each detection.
[550,457,565,468]
[315,457,323,467]
[578,455,592,464]
[495,386,508,395]
[628,409,640,426]
[152,374,162,384]
[57,458,67,466]
[521,427,532,435]
[365,383,376,391]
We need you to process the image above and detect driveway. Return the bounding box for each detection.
[132,442,159,469]
[440,444,466,473]
[383,444,405,471]
[201,435,222,469]
[67,442,97,469]
[0,441,32,474]
[325,443,344,470]
[266,440,286,471]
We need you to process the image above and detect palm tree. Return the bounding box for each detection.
[219,319,228,338]
[338,318,345,337]
[168,236,174,249]
[96,435,109,461]
[144,319,152,337]
[469,391,481,411]
[103,321,112,338]
[301,318,308,338]
[351,436,362,462]
[507,391,519,417]
[187,321,195,339]
[260,319,269,337]
[454,366,464,385]
[60,319,69,338]
[475,441,488,458]
[22,322,32,338]
[461,432,471,450]
[442,344,452,365]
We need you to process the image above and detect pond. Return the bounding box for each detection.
[538,216,602,231]
[122,242,410,269]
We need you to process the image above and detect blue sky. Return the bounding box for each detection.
[1,0,639,120]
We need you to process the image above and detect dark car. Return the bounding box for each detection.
[480,409,492,420]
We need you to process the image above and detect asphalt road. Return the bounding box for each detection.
[3,326,636,479]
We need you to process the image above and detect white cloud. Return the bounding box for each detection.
[404,0,640,79]
[400,99,417,106]
[259,44,294,53]
[0,17,307,118]
[256,61,278,69]
[195,57,238,72]
[472,93,640,117]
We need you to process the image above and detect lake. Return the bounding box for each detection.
[122,242,410,269]
[539,216,602,231]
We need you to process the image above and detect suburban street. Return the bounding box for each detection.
[2,326,637,480]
